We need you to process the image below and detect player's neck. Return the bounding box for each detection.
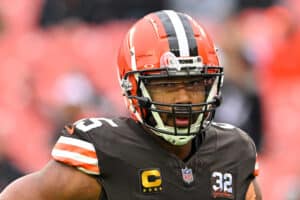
[161,140,193,161]
[141,125,193,160]
[151,133,193,160]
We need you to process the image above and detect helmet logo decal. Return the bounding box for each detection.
[160,52,204,70]
[160,52,181,70]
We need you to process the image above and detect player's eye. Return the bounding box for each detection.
[186,80,202,87]
[160,82,177,88]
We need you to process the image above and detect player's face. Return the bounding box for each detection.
[147,76,206,127]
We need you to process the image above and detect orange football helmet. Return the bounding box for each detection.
[117,10,223,145]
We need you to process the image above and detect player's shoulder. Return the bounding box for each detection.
[210,121,256,153]
[211,122,253,141]
[64,116,131,136]
[52,116,132,175]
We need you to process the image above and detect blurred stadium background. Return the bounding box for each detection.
[1,0,300,199]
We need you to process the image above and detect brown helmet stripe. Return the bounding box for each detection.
[155,10,198,57]
[156,11,180,57]
[177,13,198,56]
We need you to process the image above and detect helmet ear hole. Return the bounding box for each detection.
[214,95,222,107]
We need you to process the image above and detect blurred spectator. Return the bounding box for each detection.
[0,130,24,192]
[39,0,167,27]
[169,0,277,23]
[0,10,4,33]
[0,70,54,172]
[237,0,278,11]
[280,0,300,25]
[214,18,264,152]
[169,0,236,23]
[49,67,114,144]
[286,181,300,200]
[285,169,300,200]
[265,26,300,200]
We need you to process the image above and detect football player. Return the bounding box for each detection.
[0,10,261,200]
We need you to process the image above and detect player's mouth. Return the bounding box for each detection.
[175,117,190,127]
[163,106,201,127]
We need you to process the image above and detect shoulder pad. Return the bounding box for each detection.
[73,117,119,133]
[51,117,119,175]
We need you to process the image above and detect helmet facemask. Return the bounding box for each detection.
[121,54,223,145]
[117,10,224,145]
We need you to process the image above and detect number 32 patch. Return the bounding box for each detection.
[210,171,234,199]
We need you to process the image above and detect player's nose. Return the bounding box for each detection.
[174,87,191,104]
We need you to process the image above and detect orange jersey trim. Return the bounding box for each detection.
[54,143,97,159]
[53,155,100,175]
[52,136,100,175]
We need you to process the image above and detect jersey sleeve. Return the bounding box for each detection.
[238,127,260,178]
[51,122,100,176]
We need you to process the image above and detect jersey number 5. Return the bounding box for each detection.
[74,117,118,132]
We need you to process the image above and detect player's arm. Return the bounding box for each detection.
[0,160,102,200]
[246,179,262,200]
